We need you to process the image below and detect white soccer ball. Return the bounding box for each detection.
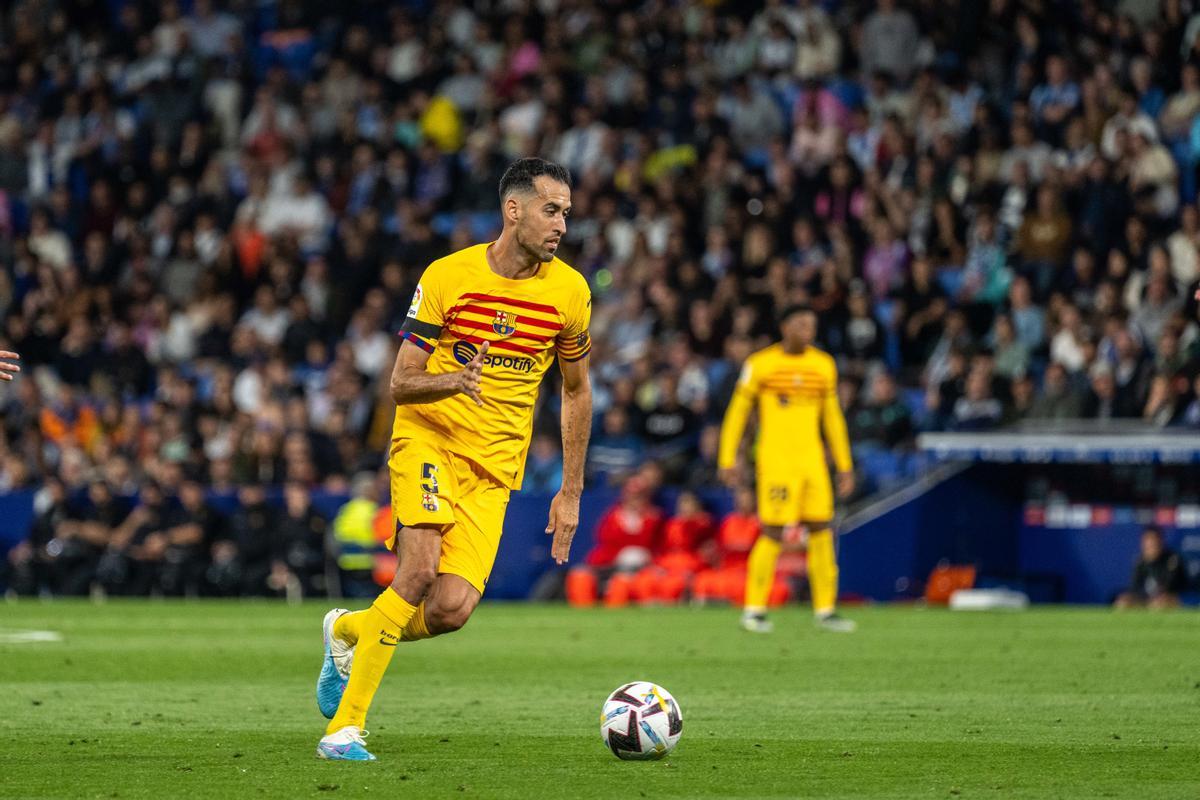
[599,681,683,760]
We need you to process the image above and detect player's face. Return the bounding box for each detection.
[782,312,816,349]
[516,177,571,262]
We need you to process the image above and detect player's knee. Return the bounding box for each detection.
[393,562,438,597]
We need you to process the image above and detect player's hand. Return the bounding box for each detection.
[836,471,855,499]
[545,489,580,565]
[719,466,741,488]
[457,340,488,406]
[0,350,20,381]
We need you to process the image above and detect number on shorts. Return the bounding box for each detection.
[768,485,789,503]
[420,462,439,494]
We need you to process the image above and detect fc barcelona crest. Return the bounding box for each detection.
[422,493,439,512]
[492,310,517,336]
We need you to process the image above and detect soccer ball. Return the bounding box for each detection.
[599,681,683,760]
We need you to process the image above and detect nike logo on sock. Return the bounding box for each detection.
[379,629,399,646]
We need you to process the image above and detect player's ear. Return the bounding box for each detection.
[504,195,521,224]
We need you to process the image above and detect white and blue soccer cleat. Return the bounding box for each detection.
[815,611,857,633]
[740,611,774,634]
[316,608,354,719]
[316,726,376,761]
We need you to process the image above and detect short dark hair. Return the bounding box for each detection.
[498,157,571,201]
[777,303,815,325]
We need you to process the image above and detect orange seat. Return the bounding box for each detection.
[604,573,634,607]
[566,568,599,607]
[924,564,977,604]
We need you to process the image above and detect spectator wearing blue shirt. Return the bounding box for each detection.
[951,369,1004,431]
[1008,278,1046,357]
[1030,55,1079,144]
[1130,57,1166,120]
[587,408,645,487]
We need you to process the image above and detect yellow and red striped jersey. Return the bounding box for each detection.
[717,343,852,475]
[394,243,591,489]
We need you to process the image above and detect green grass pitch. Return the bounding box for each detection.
[2,602,1199,799]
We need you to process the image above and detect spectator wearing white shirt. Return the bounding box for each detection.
[386,17,425,86]
[1132,276,1182,347]
[553,107,609,177]
[240,286,292,349]
[240,88,302,153]
[437,54,486,116]
[999,120,1053,183]
[152,1,186,59]
[792,1,841,81]
[720,79,785,159]
[860,0,921,83]
[1160,64,1200,142]
[1101,89,1158,160]
[258,173,332,253]
[1129,130,1179,218]
[1166,204,1200,286]
[498,80,545,154]
[1051,304,1089,374]
[27,209,72,271]
[187,0,241,59]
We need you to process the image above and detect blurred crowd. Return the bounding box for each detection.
[6,0,1200,595]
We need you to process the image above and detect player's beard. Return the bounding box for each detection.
[517,227,556,263]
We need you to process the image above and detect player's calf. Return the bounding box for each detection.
[425,603,472,634]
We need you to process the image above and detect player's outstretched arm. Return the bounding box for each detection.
[717,370,755,487]
[546,353,592,564]
[390,338,489,407]
[0,350,20,381]
[821,368,855,498]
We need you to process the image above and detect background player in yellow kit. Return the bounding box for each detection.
[718,305,856,634]
[314,158,593,761]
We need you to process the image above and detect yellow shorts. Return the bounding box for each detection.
[385,438,511,594]
[756,459,834,527]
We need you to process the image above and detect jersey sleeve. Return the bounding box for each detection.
[398,264,447,353]
[821,357,853,473]
[717,356,760,469]
[555,280,592,362]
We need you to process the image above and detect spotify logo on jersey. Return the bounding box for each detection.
[453,340,479,365]
[452,340,534,373]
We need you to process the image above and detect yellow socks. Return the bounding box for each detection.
[327,588,417,734]
[807,528,839,616]
[400,601,431,641]
[744,535,782,612]
[334,601,430,644]
[333,609,365,646]
[742,528,839,616]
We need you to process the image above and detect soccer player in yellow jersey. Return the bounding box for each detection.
[718,304,856,634]
[314,158,593,761]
